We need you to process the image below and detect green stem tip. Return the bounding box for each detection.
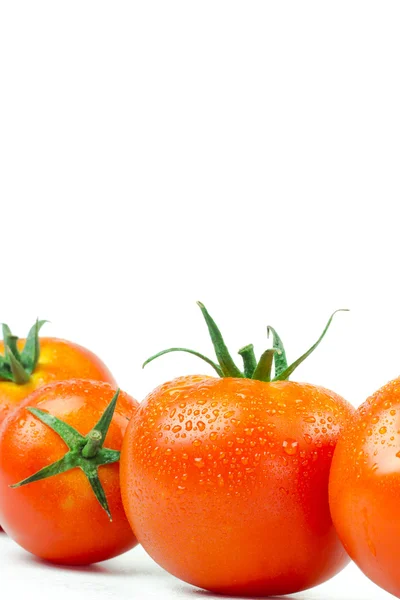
[82,430,103,458]
[238,345,257,378]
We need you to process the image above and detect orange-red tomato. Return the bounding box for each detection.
[121,374,354,596]
[0,379,138,565]
[0,337,116,427]
[330,377,400,598]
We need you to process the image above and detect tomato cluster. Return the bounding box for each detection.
[0,309,399,598]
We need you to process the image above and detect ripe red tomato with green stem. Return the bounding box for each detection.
[0,319,116,428]
[121,303,354,597]
[330,377,400,599]
[0,379,139,564]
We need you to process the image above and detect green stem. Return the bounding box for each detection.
[252,349,278,382]
[267,326,288,378]
[143,348,223,377]
[7,347,30,384]
[12,389,122,521]
[274,309,348,381]
[238,344,257,378]
[0,319,47,384]
[82,430,103,458]
[142,303,347,386]
[197,302,243,378]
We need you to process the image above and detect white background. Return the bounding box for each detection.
[0,1,399,598]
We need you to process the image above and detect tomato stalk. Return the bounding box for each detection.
[143,303,348,382]
[0,320,47,384]
[252,349,279,382]
[238,345,257,378]
[11,389,122,520]
[82,430,103,458]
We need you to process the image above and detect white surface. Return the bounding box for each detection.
[0,533,392,600]
[1,1,400,598]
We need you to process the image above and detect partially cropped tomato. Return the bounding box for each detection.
[330,377,400,598]
[121,303,354,596]
[0,320,115,427]
[0,379,139,564]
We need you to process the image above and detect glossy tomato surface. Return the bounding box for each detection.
[0,337,116,427]
[330,377,400,598]
[121,375,354,596]
[0,379,138,565]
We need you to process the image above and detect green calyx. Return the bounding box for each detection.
[143,302,348,383]
[11,389,122,521]
[0,319,48,384]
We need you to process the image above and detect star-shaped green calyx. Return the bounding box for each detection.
[143,302,348,383]
[11,389,122,521]
[0,319,48,384]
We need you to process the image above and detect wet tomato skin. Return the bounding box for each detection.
[330,378,400,599]
[121,375,354,596]
[0,379,138,565]
[0,337,116,427]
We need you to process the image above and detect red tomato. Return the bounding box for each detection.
[0,379,138,565]
[121,303,353,596]
[330,377,400,598]
[0,320,116,427]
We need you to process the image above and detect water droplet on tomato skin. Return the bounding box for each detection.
[197,421,205,432]
[194,457,204,468]
[283,439,299,455]
[304,415,316,424]
[379,426,387,435]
